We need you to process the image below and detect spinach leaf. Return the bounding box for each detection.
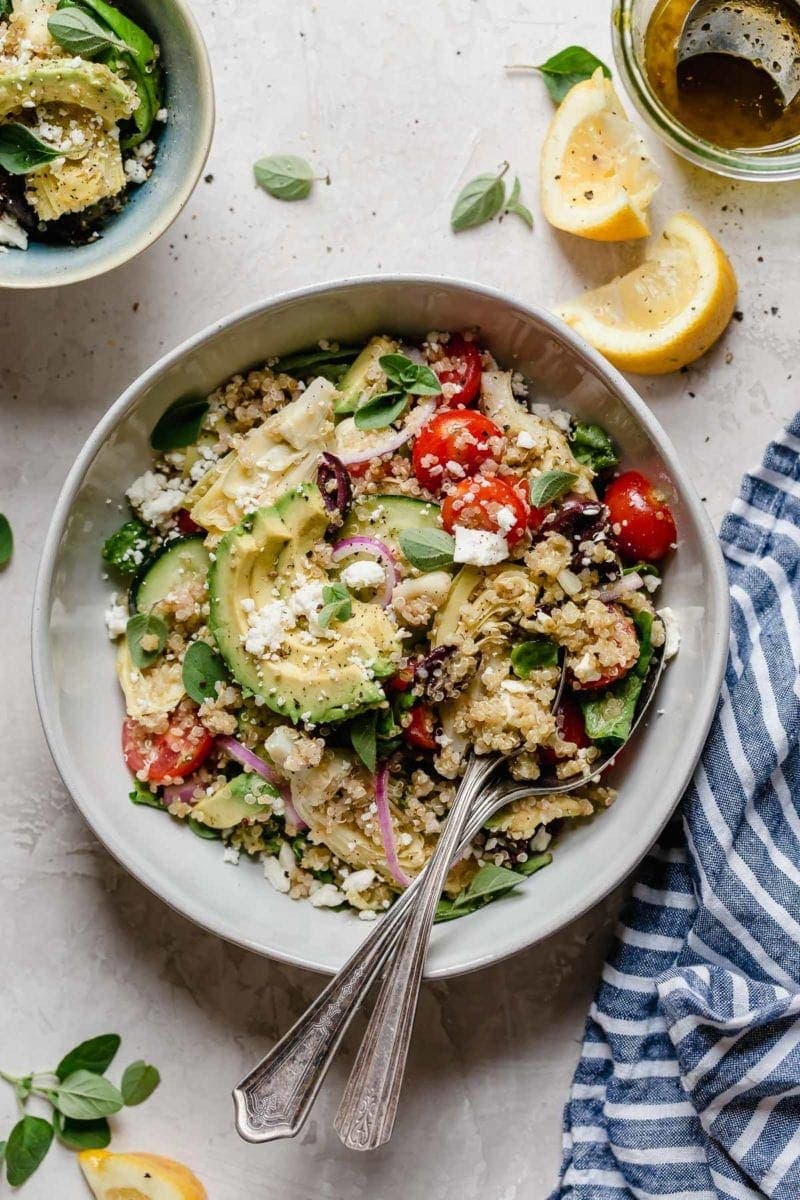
[398,527,455,571]
[187,817,221,840]
[182,641,229,705]
[454,862,523,907]
[516,851,553,877]
[379,354,442,396]
[350,711,378,773]
[353,390,408,431]
[533,46,611,103]
[317,582,352,628]
[120,1060,160,1106]
[274,344,359,375]
[451,164,509,231]
[101,518,149,575]
[129,780,165,810]
[580,610,653,745]
[529,469,578,507]
[0,124,61,174]
[254,155,316,201]
[56,1035,120,1082]
[54,1071,123,1120]
[55,1113,111,1151]
[126,612,168,669]
[0,0,11,19]
[77,0,161,144]
[150,395,209,451]
[0,513,11,567]
[4,1116,53,1187]
[510,637,559,677]
[569,421,618,472]
[622,561,660,578]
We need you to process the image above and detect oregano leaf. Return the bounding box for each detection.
[254,155,317,201]
[0,124,61,174]
[451,164,509,231]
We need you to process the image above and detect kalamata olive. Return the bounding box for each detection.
[317,453,353,526]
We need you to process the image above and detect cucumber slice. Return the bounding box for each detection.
[132,535,210,613]
[340,494,441,556]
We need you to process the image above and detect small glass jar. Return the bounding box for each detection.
[612,0,800,181]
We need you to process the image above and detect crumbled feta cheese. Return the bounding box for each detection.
[222,845,240,866]
[659,607,681,660]
[342,868,376,897]
[309,883,346,908]
[156,107,169,122]
[263,855,290,893]
[516,430,536,450]
[358,909,378,921]
[244,600,296,655]
[453,525,509,567]
[340,559,385,590]
[126,471,185,528]
[0,211,28,251]
[495,505,517,534]
[124,157,148,185]
[104,596,128,640]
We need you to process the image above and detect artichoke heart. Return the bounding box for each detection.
[26,126,125,220]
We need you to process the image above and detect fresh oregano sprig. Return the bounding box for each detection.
[254,155,328,201]
[451,162,533,233]
[507,45,612,103]
[0,1034,160,1187]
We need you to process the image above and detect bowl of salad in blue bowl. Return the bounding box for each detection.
[0,0,213,288]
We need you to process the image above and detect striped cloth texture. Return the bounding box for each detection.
[553,417,800,1200]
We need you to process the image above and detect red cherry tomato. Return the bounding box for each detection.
[387,667,414,694]
[122,709,215,784]
[412,410,504,493]
[570,608,639,692]
[435,334,483,406]
[402,704,438,751]
[528,502,549,533]
[441,474,529,545]
[604,471,677,563]
[176,509,202,535]
[540,694,591,765]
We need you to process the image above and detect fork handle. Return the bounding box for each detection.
[332,765,485,1150]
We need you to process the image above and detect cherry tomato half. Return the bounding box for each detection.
[387,667,414,694]
[176,508,202,535]
[604,471,677,563]
[441,474,529,544]
[540,694,591,765]
[570,608,639,693]
[412,409,504,492]
[402,703,438,751]
[435,334,483,406]
[123,708,215,784]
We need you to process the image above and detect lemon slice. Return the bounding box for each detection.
[78,1150,207,1200]
[555,213,738,375]
[540,68,660,241]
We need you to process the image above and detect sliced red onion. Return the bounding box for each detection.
[375,761,411,888]
[331,535,398,607]
[597,573,644,602]
[162,779,202,806]
[317,453,352,525]
[217,735,307,831]
[336,398,437,466]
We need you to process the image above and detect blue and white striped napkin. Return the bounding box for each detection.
[553,417,800,1200]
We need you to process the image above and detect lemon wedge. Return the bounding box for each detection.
[78,1150,207,1200]
[540,68,660,241]
[555,212,738,375]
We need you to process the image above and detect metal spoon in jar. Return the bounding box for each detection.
[233,641,666,1147]
[677,0,800,108]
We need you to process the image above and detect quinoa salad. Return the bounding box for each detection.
[0,0,165,251]
[102,331,680,923]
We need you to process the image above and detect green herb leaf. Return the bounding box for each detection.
[455,862,523,907]
[516,851,553,877]
[187,817,221,839]
[54,1071,123,1121]
[568,421,619,472]
[0,124,61,174]
[4,1116,53,1187]
[451,164,509,231]
[529,469,578,507]
[379,354,442,396]
[317,582,352,628]
[150,395,209,452]
[126,612,168,669]
[129,780,165,810]
[434,896,472,922]
[510,638,559,678]
[353,390,408,431]
[533,46,611,103]
[350,711,378,773]
[120,1060,160,1106]
[274,345,359,375]
[182,641,229,705]
[580,610,653,745]
[47,7,126,56]
[101,519,149,575]
[398,527,455,571]
[254,155,316,201]
[622,561,660,578]
[0,0,11,19]
[56,1034,121,1082]
[505,175,534,230]
[55,1113,111,1151]
[0,1139,5,1166]
[78,0,158,71]
[0,514,12,567]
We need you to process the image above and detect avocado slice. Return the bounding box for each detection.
[0,62,137,127]
[333,335,398,415]
[192,772,279,830]
[209,483,401,724]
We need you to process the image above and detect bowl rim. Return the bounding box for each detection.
[0,0,215,290]
[31,274,730,977]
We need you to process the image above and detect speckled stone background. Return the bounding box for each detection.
[1,1,796,1196]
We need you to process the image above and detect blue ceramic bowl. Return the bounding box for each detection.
[0,0,214,289]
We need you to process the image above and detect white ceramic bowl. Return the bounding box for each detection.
[32,277,729,978]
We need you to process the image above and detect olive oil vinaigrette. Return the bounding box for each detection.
[644,0,800,149]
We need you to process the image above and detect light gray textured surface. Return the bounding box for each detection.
[0,1,794,1196]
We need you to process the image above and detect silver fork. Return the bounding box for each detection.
[232,644,665,1146]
